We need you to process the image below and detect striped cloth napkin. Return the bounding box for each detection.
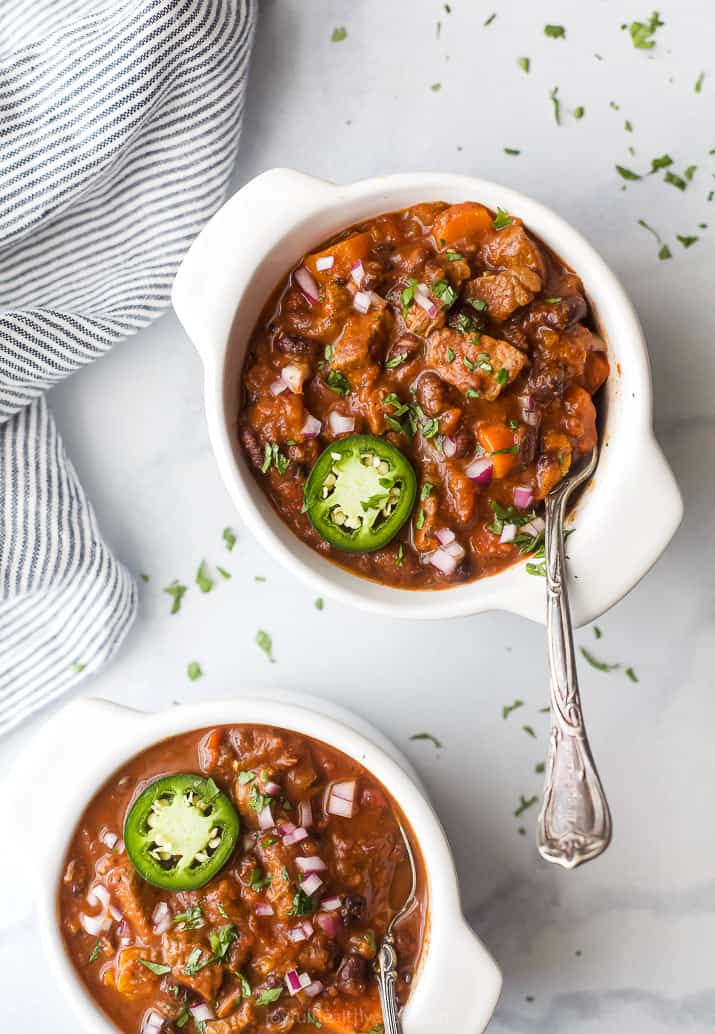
[0,0,256,734]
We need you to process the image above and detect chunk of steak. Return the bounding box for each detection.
[465,266,542,321]
[426,328,528,401]
[481,222,546,280]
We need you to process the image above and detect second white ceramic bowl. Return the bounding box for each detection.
[172,169,682,624]
[11,691,502,1034]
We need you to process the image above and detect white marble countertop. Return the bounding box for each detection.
[3,2,715,1031]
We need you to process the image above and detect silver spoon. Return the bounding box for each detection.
[537,444,612,869]
[374,823,418,1034]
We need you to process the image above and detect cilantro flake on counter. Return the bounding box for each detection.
[522,724,536,739]
[626,666,640,683]
[315,597,324,611]
[580,647,620,672]
[502,699,524,719]
[684,164,697,182]
[594,626,603,639]
[410,732,443,748]
[70,662,86,674]
[431,82,442,92]
[695,71,705,93]
[624,11,664,50]
[625,119,634,132]
[544,24,566,39]
[514,794,538,817]
[616,165,641,181]
[517,56,530,73]
[677,234,699,248]
[256,629,275,663]
[664,170,687,190]
[187,661,203,681]
[484,12,496,26]
[164,580,188,614]
[196,560,214,594]
[331,27,347,43]
[535,761,546,774]
[223,527,237,550]
[573,106,585,119]
[504,147,521,155]
[658,243,672,260]
[549,85,561,125]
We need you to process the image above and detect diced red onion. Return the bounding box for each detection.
[316,255,334,272]
[513,485,534,510]
[277,821,296,836]
[328,411,355,435]
[296,856,327,874]
[522,517,545,537]
[499,523,517,544]
[190,1004,215,1023]
[285,969,306,996]
[443,540,465,561]
[518,393,535,412]
[300,920,314,939]
[116,839,125,854]
[303,980,324,999]
[465,457,494,486]
[435,528,456,547]
[297,800,313,828]
[257,804,275,831]
[331,780,356,803]
[442,436,457,458]
[326,795,354,819]
[255,903,275,917]
[262,778,282,797]
[428,547,459,576]
[316,911,342,938]
[282,826,309,847]
[289,926,307,943]
[350,260,365,287]
[141,1010,165,1034]
[414,291,437,317]
[117,919,129,938]
[100,831,118,850]
[301,413,322,439]
[353,290,371,314]
[293,266,319,304]
[109,905,123,922]
[79,910,111,936]
[320,895,342,911]
[87,884,110,910]
[152,901,172,936]
[269,378,288,396]
[300,873,324,898]
[281,364,307,394]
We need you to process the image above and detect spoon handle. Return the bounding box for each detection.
[537,487,612,869]
[375,936,402,1034]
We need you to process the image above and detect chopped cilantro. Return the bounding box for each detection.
[625,11,664,50]
[517,56,530,73]
[431,82,442,92]
[256,987,283,1006]
[174,906,204,930]
[514,794,538,817]
[470,297,488,312]
[331,27,347,42]
[409,732,443,748]
[522,724,536,739]
[307,1013,323,1028]
[573,106,585,119]
[140,960,172,976]
[140,573,150,583]
[164,580,188,615]
[495,368,509,386]
[526,560,546,577]
[580,647,620,672]
[504,147,521,155]
[415,508,426,530]
[677,234,699,248]
[209,925,238,962]
[616,165,641,181]
[235,973,252,998]
[492,207,514,230]
[446,249,463,261]
[484,12,496,26]
[324,370,351,396]
[684,164,697,182]
[217,566,231,580]
[315,597,324,611]
[535,761,546,775]
[187,661,203,681]
[446,347,456,362]
[626,666,639,683]
[638,218,661,242]
[223,527,237,550]
[695,71,705,93]
[664,170,686,190]
[594,626,603,639]
[262,442,290,475]
[649,154,673,173]
[624,119,633,132]
[290,889,317,916]
[196,560,214,594]
[238,770,256,786]
[544,24,566,39]
[256,630,275,663]
[432,279,457,308]
[549,86,560,125]
[70,662,86,674]
[658,243,672,260]
[502,699,524,719]
[88,940,103,964]
[385,351,409,369]
[401,277,419,318]
[465,388,480,399]
[395,543,404,566]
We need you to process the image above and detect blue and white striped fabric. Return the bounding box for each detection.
[0,0,256,734]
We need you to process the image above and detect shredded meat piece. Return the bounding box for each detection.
[481,222,546,280]
[332,303,391,372]
[229,727,298,771]
[206,1001,254,1033]
[115,946,159,997]
[426,328,528,400]
[279,281,352,345]
[161,929,223,1001]
[465,266,542,321]
[96,853,153,941]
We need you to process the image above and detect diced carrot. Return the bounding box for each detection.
[478,422,518,478]
[583,350,610,394]
[431,202,493,248]
[305,231,372,280]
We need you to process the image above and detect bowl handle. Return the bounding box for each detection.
[171,167,338,371]
[444,918,503,1031]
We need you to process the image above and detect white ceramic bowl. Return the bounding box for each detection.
[11,691,502,1034]
[172,169,682,625]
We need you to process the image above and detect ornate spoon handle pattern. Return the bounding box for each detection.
[375,936,402,1034]
[537,448,612,869]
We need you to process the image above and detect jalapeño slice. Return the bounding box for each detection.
[303,434,417,552]
[124,774,239,891]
